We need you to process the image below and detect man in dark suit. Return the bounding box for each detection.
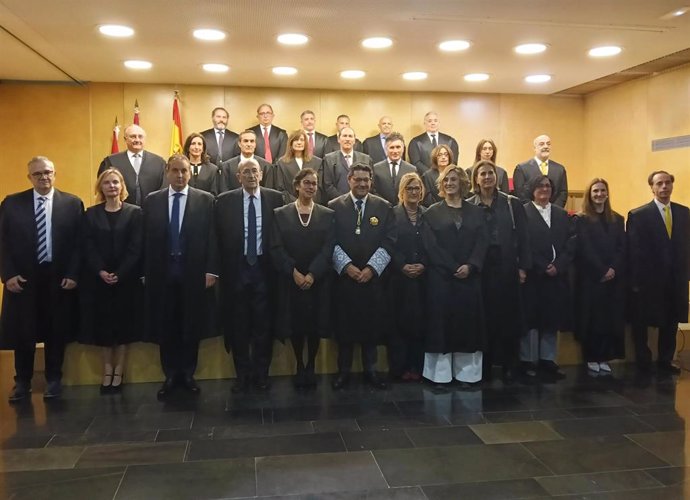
[324,114,363,155]
[362,115,399,165]
[407,112,459,175]
[98,124,166,206]
[142,154,218,400]
[1,156,83,402]
[628,170,690,375]
[372,132,417,205]
[200,106,240,165]
[215,159,284,393]
[329,163,397,390]
[219,130,274,192]
[300,110,328,159]
[322,127,373,204]
[250,103,288,164]
[513,135,568,207]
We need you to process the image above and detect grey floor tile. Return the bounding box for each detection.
[1,467,125,500]
[634,412,686,432]
[626,431,688,466]
[86,411,194,433]
[0,446,84,472]
[311,418,361,433]
[214,421,314,439]
[470,421,564,444]
[241,487,427,499]
[374,443,552,486]
[75,441,187,468]
[341,429,414,451]
[536,470,663,496]
[404,425,483,447]
[48,429,156,447]
[256,451,387,496]
[0,434,52,450]
[423,478,549,499]
[156,426,214,442]
[356,415,450,430]
[482,409,572,423]
[565,406,635,418]
[445,412,488,425]
[115,458,256,500]
[645,466,690,486]
[555,484,685,499]
[544,416,655,438]
[1,416,95,437]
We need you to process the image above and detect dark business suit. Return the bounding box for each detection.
[0,189,83,383]
[98,150,166,206]
[627,200,690,368]
[273,157,323,203]
[363,135,407,165]
[325,135,363,156]
[408,132,459,176]
[321,150,373,204]
[372,159,417,206]
[513,159,568,207]
[189,161,220,196]
[250,124,288,163]
[200,128,240,165]
[142,187,219,380]
[215,187,284,384]
[220,155,274,193]
[305,131,329,159]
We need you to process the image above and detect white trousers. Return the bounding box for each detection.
[423,352,483,383]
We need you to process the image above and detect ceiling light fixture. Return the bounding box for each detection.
[464,73,490,82]
[438,40,471,52]
[524,74,551,83]
[277,33,309,45]
[272,66,298,75]
[588,45,622,57]
[361,37,393,49]
[515,43,547,55]
[402,71,428,81]
[202,63,229,73]
[340,70,366,79]
[193,29,226,41]
[124,60,152,70]
[98,25,134,37]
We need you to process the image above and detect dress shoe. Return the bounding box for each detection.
[657,362,681,375]
[43,380,62,400]
[331,373,350,390]
[111,372,124,393]
[587,362,600,373]
[254,375,271,392]
[157,378,176,400]
[539,360,566,380]
[100,373,113,395]
[231,377,250,394]
[363,372,388,390]
[8,381,31,403]
[598,362,612,373]
[520,362,538,378]
[183,376,201,395]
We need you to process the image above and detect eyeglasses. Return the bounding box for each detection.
[258,111,273,116]
[240,169,261,177]
[351,177,371,184]
[30,171,54,178]
[437,152,450,157]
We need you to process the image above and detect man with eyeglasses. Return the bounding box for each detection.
[215,159,284,393]
[1,156,84,402]
[329,163,397,390]
[249,104,288,164]
[98,124,166,206]
[372,132,417,205]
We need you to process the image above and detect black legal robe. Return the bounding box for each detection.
[272,157,323,204]
[189,161,221,196]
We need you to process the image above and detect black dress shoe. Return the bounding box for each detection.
[363,372,388,390]
[254,375,271,392]
[539,360,566,380]
[8,381,31,403]
[520,362,538,378]
[157,378,176,400]
[331,373,350,390]
[183,376,201,394]
[231,377,250,394]
[657,362,682,375]
[43,380,62,399]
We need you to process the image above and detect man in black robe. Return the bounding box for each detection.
[142,154,218,400]
[329,163,396,390]
[628,170,690,375]
[1,156,83,401]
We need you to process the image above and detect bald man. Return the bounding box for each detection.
[324,114,363,155]
[407,112,459,175]
[363,116,402,165]
[513,135,568,207]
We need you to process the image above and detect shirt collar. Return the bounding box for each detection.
[243,188,261,200]
[534,156,548,165]
[34,188,54,200]
[128,150,143,159]
[350,192,368,205]
[168,185,189,197]
[532,201,551,211]
[653,198,670,210]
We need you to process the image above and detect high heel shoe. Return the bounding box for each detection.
[100,372,113,395]
[111,372,124,393]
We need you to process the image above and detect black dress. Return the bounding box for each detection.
[270,203,335,340]
[422,201,488,353]
[574,212,626,361]
[80,203,143,346]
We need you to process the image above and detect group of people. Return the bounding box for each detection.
[1,103,688,403]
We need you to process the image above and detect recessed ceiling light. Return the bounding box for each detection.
[277,33,309,45]
[402,71,428,81]
[98,25,134,37]
[193,29,226,41]
[340,70,366,79]
[660,6,690,19]
[438,40,471,52]
[673,7,690,16]
[588,45,622,57]
[464,73,490,82]
[272,66,298,76]
[361,37,393,49]
[525,74,551,83]
[202,63,229,73]
[124,60,152,70]
[515,43,548,55]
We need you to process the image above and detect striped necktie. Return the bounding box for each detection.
[36,196,48,263]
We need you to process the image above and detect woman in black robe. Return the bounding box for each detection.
[81,168,142,393]
[184,132,220,195]
[273,130,323,204]
[467,160,531,383]
[421,144,453,207]
[574,178,626,374]
[422,166,488,386]
[465,139,510,194]
[389,172,428,381]
[271,167,335,388]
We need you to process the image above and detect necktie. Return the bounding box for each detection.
[664,205,673,238]
[36,196,48,263]
[169,192,182,256]
[217,130,224,159]
[263,128,272,163]
[430,134,437,147]
[390,161,398,180]
[133,153,142,204]
[247,195,258,265]
[308,133,315,155]
[540,161,548,175]
[345,154,352,167]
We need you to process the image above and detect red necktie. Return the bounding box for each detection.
[263,127,272,163]
[308,133,315,155]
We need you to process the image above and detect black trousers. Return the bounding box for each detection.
[15,264,65,383]
[388,336,424,376]
[337,342,378,374]
[160,281,199,380]
[632,321,678,366]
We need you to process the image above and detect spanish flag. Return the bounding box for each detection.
[111,116,120,154]
[169,92,183,156]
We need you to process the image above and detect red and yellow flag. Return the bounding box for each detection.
[133,99,140,125]
[111,117,120,154]
[169,92,183,156]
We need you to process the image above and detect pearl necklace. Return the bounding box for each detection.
[295,199,314,227]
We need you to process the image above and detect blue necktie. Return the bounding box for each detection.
[36,196,48,263]
[247,195,258,265]
[170,192,182,256]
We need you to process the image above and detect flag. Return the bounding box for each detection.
[133,99,140,125]
[110,117,120,154]
[169,92,183,156]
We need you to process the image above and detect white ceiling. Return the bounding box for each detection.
[1,0,689,94]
